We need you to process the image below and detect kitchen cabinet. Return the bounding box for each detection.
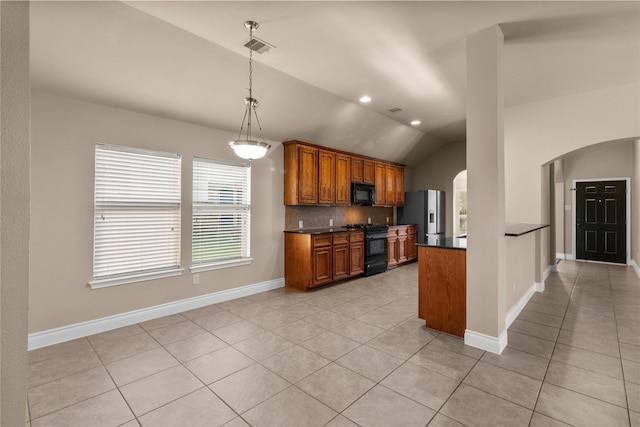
[335,153,351,205]
[387,228,398,268]
[318,150,336,205]
[363,159,375,184]
[374,162,386,205]
[284,140,404,206]
[284,143,318,205]
[351,156,364,183]
[387,225,417,268]
[395,166,405,205]
[285,230,364,291]
[349,231,364,276]
[418,244,466,337]
[385,164,396,206]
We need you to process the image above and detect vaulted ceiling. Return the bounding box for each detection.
[30,1,640,166]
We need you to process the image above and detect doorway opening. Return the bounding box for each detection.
[453,170,467,237]
[573,178,630,264]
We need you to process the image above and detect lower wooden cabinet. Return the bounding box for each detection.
[285,231,364,291]
[387,225,417,268]
[418,245,466,337]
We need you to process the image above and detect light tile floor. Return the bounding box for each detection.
[27,261,640,427]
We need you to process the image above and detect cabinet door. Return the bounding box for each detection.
[363,160,375,184]
[349,242,364,276]
[298,145,318,204]
[387,229,398,267]
[318,150,336,205]
[385,164,396,206]
[374,162,386,205]
[333,244,350,281]
[407,226,417,261]
[351,156,364,183]
[397,226,408,264]
[313,247,333,286]
[335,154,351,205]
[395,166,405,206]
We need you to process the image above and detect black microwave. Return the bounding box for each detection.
[351,183,375,205]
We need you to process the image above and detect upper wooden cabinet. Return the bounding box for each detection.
[395,166,405,205]
[318,149,336,205]
[335,154,351,205]
[351,157,364,183]
[363,159,375,184]
[284,140,404,206]
[284,143,318,205]
[374,162,386,205]
[385,164,396,206]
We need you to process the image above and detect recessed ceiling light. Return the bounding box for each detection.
[359,96,371,103]
[411,120,421,126]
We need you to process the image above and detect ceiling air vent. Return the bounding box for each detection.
[388,107,402,113]
[244,36,275,54]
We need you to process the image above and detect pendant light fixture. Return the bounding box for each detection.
[228,20,271,160]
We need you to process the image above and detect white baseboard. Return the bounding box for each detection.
[555,253,566,260]
[564,254,575,261]
[464,329,507,355]
[535,281,545,293]
[505,282,538,329]
[631,260,640,279]
[28,278,285,350]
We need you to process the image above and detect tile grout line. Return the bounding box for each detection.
[526,261,579,427]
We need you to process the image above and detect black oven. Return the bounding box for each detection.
[346,223,388,276]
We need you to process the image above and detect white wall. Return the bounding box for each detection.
[409,140,466,236]
[505,83,640,224]
[29,91,285,333]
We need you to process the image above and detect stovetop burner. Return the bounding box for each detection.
[345,223,389,231]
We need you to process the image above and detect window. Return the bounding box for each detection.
[91,144,182,288]
[191,157,251,271]
[453,170,467,237]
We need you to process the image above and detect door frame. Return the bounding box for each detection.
[572,177,631,264]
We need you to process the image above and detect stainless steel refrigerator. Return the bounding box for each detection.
[397,190,445,244]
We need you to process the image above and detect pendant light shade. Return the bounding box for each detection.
[229,21,271,161]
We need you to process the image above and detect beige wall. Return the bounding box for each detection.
[506,232,536,310]
[29,91,285,333]
[408,140,466,236]
[505,83,640,224]
[634,139,640,268]
[560,140,634,259]
[0,2,30,425]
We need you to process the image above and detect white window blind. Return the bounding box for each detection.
[192,157,251,269]
[91,144,182,288]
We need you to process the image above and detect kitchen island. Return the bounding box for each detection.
[417,237,467,337]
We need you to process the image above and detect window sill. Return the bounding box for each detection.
[189,258,253,273]
[89,267,184,289]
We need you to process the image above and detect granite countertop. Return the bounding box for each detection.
[416,236,467,250]
[284,227,354,234]
[505,223,550,237]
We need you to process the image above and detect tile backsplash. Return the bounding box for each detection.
[285,205,394,230]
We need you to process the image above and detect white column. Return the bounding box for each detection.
[0,1,31,425]
[465,25,507,354]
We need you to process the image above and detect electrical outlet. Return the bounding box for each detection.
[329,219,334,226]
[299,220,304,228]
[367,217,371,224]
[193,274,200,285]
[386,217,389,223]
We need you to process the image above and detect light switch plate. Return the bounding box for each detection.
[299,220,304,228]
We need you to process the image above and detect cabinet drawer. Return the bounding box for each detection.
[349,231,364,243]
[332,233,349,245]
[313,235,332,248]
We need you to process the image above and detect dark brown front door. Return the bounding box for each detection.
[576,180,626,264]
